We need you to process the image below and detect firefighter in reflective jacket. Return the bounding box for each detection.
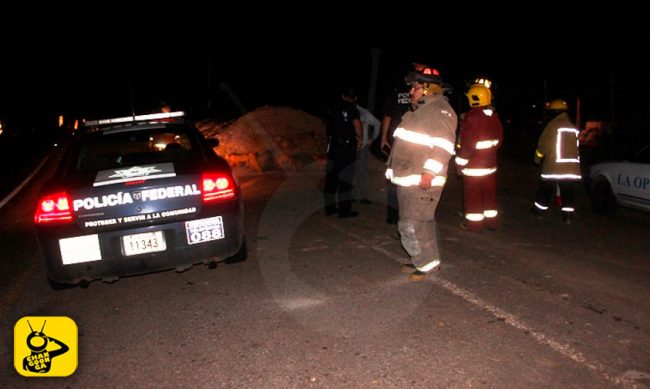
[531,98,581,224]
[455,83,503,232]
[385,67,457,281]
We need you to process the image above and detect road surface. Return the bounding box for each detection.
[1,153,649,388]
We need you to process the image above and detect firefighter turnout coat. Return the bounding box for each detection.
[532,111,581,216]
[385,94,457,271]
[455,106,503,231]
[534,112,581,181]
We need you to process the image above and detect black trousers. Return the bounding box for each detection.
[534,179,576,213]
[386,181,399,221]
[324,142,356,212]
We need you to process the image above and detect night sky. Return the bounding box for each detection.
[1,3,648,137]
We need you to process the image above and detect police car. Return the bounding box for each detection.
[589,144,650,214]
[34,111,245,288]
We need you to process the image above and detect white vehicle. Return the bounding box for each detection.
[589,144,650,213]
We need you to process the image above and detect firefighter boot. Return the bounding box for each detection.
[408,260,441,281]
[400,263,416,273]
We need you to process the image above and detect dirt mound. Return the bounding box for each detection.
[197,106,326,173]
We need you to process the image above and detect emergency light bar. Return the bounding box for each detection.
[84,111,185,126]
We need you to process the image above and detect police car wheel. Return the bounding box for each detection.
[225,240,247,264]
[590,179,617,215]
[47,276,76,291]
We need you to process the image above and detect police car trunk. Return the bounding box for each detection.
[34,113,244,285]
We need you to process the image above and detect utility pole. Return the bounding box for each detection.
[576,97,581,130]
[367,47,381,113]
[610,72,615,122]
[207,24,214,93]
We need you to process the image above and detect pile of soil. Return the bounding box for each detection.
[197,106,327,173]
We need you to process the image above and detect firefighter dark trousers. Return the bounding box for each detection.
[534,179,576,214]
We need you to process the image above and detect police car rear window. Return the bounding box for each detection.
[75,129,199,172]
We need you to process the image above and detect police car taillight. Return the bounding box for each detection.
[34,192,73,224]
[201,173,236,202]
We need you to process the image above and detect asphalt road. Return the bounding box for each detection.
[1,153,649,388]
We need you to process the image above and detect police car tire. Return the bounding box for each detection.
[47,276,76,291]
[590,179,617,215]
[225,240,247,264]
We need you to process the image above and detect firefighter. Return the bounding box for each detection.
[455,83,503,232]
[531,98,581,224]
[385,66,457,281]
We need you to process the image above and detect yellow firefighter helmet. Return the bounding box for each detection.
[466,84,492,107]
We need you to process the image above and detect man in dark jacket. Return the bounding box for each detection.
[379,77,412,224]
[324,87,363,218]
[379,64,426,224]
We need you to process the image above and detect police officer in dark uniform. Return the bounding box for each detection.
[379,68,413,224]
[324,87,363,218]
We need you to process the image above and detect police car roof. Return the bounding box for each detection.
[79,111,187,135]
[83,111,185,127]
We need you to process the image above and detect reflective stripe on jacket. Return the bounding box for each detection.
[386,94,457,187]
[455,107,503,177]
[534,112,581,181]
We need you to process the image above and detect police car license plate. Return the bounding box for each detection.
[185,216,225,245]
[122,231,166,256]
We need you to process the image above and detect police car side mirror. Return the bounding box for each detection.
[207,138,219,148]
